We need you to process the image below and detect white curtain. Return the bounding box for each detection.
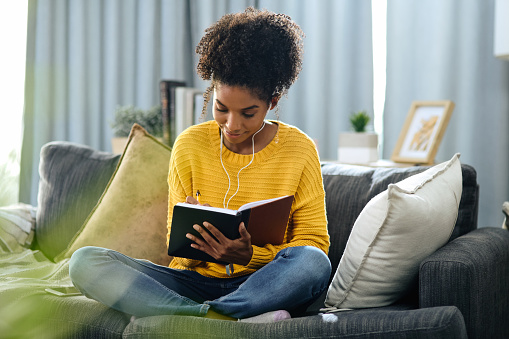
[20,0,191,203]
[20,0,373,206]
[258,0,374,158]
[384,0,509,227]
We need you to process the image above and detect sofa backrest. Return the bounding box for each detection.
[320,163,478,278]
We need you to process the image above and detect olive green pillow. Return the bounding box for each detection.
[56,124,172,265]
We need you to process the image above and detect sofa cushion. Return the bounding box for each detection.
[36,142,120,260]
[320,161,477,286]
[55,124,172,266]
[123,306,467,339]
[323,154,462,310]
[321,164,425,281]
[0,203,36,253]
[0,294,129,338]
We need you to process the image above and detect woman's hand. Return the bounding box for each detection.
[186,221,253,266]
[185,196,210,207]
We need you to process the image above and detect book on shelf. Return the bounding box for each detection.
[167,195,294,264]
[159,80,186,145]
[175,87,203,137]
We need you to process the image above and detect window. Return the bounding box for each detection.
[0,0,28,205]
[372,0,387,155]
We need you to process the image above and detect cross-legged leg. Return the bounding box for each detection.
[68,246,248,317]
[207,246,331,319]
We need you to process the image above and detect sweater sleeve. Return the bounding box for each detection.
[245,144,330,270]
[167,147,203,268]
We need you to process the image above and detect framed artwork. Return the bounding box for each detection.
[391,101,455,165]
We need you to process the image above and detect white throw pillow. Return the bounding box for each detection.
[323,153,462,311]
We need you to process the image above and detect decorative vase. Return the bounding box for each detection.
[337,132,379,164]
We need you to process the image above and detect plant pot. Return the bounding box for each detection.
[111,136,165,154]
[111,137,129,154]
[337,132,379,164]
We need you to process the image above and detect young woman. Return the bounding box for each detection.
[70,7,331,322]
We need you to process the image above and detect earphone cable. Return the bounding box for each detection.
[220,121,266,209]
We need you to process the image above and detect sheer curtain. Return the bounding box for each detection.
[20,0,373,206]
[384,0,509,227]
[20,0,256,204]
[21,0,189,203]
[258,0,373,159]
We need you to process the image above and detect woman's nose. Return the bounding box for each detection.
[225,114,241,132]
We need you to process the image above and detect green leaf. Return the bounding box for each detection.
[349,111,371,132]
[110,105,163,137]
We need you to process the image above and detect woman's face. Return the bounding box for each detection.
[213,84,271,154]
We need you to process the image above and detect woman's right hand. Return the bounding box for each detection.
[185,196,211,207]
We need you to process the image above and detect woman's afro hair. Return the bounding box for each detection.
[196,7,304,103]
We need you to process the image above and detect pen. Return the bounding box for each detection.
[226,264,234,276]
[196,190,201,204]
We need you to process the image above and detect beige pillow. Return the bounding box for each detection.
[323,153,462,311]
[56,124,172,266]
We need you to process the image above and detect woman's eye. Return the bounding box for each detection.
[215,107,228,113]
[242,110,256,118]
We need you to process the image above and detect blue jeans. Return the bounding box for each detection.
[69,246,331,319]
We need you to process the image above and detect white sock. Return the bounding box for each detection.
[238,310,291,323]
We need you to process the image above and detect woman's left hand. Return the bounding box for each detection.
[186,222,253,266]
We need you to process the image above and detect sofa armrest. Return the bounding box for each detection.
[419,227,509,339]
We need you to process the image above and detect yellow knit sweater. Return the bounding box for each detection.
[167,120,329,278]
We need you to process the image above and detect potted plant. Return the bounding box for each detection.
[110,105,163,153]
[337,110,379,164]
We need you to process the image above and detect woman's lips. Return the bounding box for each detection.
[224,129,242,138]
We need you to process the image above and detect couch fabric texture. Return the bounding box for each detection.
[1,124,508,338]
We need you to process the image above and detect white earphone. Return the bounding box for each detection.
[220,120,266,209]
[219,105,271,275]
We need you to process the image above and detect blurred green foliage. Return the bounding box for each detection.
[0,149,19,207]
[111,105,163,137]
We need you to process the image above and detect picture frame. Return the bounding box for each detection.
[391,100,455,165]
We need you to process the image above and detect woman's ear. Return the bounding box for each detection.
[269,96,280,110]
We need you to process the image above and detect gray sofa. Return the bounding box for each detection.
[1,139,508,339]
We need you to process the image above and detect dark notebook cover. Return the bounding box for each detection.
[167,195,294,264]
